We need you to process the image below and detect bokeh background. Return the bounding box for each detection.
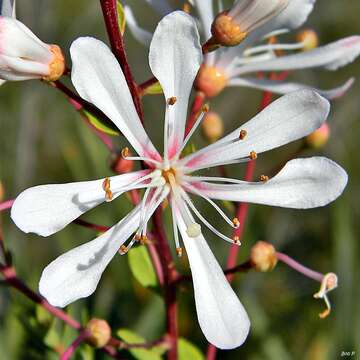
[0,0,359,359]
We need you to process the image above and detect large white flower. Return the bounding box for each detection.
[11,11,347,349]
[126,0,360,100]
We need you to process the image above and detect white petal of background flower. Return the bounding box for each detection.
[176,205,250,349]
[0,0,16,17]
[181,90,329,171]
[191,157,348,209]
[11,171,147,236]
[228,76,355,100]
[70,37,160,159]
[39,205,141,307]
[124,6,152,46]
[149,11,202,158]
[233,36,360,75]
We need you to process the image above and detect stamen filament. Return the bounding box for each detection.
[171,198,182,257]
[122,154,162,167]
[243,41,306,57]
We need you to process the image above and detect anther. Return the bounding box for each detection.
[202,104,210,113]
[121,147,129,158]
[260,175,269,182]
[119,245,128,254]
[313,272,338,319]
[182,2,191,13]
[249,150,257,160]
[232,217,240,228]
[176,247,183,257]
[239,129,247,140]
[140,235,149,245]
[167,97,177,105]
[233,236,241,245]
[102,177,113,202]
[134,234,142,242]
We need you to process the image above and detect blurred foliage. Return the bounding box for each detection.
[0,0,360,359]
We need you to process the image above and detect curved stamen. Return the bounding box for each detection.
[180,188,240,245]
[121,148,162,167]
[243,41,306,57]
[183,182,239,229]
[171,198,182,257]
[182,175,247,185]
[262,28,290,39]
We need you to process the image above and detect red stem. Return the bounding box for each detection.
[0,199,14,212]
[153,208,178,360]
[100,0,143,121]
[185,92,205,136]
[60,330,91,360]
[138,76,159,95]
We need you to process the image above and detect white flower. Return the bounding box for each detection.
[0,1,65,82]
[11,11,347,349]
[125,0,360,100]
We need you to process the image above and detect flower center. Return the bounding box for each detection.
[161,167,177,184]
[195,65,228,98]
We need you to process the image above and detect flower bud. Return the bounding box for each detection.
[296,29,319,51]
[212,0,288,47]
[250,241,277,272]
[305,123,330,149]
[201,111,224,143]
[195,65,227,98]
[0,17,65,82]
[86,319,111,348]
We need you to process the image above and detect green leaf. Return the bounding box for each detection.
[117,329,166,360]
[143,81,163,96]
[117,1,126,35]
[128,246,158,288]
[178,338,204,360]
[84,111,120,136]
[36,305,53,327]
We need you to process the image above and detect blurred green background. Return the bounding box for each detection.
[0,0,359,359]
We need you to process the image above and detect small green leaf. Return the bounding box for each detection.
[84,111,120,136]
[128,246,158,288]
[36,305,53,327]
[143,81,163,95]
[117,329,166,360]
[178,338,204,360]
[117,1,126,35]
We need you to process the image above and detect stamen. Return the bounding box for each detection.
[259,175,269,182]
[176,247,183,257]
[102,177,113,202]
[121,148,162,167]
[119,244,128,254]
[121,147,129,158]
[313,272,338,319]
[233,236,241,244]
[167,96,177,105]
[174,104,210,160]
[249,150,257,160]
[232,217,240,228]
[180,189,239,245]
[182,1,191,13]
[243,41,306,57]
[182,175,247,185]
[184,182,239,228]
[171,198,182,257]
[239,129,247,140]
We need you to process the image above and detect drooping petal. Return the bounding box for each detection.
[11,170,148,237]
[124,6,152,46]
[188,157,347,209]
[232,36,360,76]
[149,11,202,158]
[228,76,355,100]
[180,90,329,171]
[39,205,141,307]
[175,203,250,349]
[70,37,160,159]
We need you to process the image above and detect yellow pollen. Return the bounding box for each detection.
[249,151,257,160]
[167,97,177,105]
[176,247,183,257]
[119,245,128,254]
[134,234,142,242]
[239,130,247,140]
[202,104,210,113]
[182,2,191,13]
[121,147,129,158]
[140,235,149,245]
[161,168,177,184]
[233,236,240,244]
[260,175,269,182]
[232,217,240,227]
[102,177,113,202]
[43,45,65,82]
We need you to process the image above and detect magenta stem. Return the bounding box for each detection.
[60,330,91,360]
[276,252,324,282]
[0,199,14,212]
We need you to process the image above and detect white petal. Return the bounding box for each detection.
[192,0,214,39]
[70,37,160,159]
[149,11,202,158]
[1,0,16,17]
[233,36,360,75]
[180,90,329,171]
[190,157,348,209]
[39,206,141,307]
[144,0,173,16]
[124,6,152,46]
[228,76,355,100]
[11,171,147,236]
[175,205,250,349]
[0,17,51,61]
